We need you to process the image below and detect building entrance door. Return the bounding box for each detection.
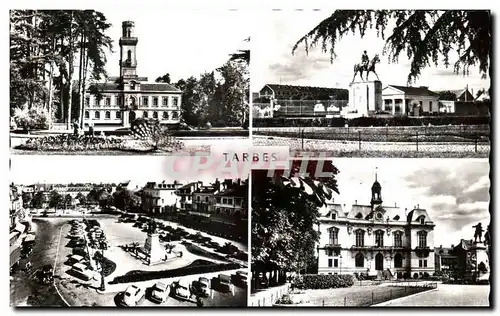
[129,111,136,123]
[375,253,384,271]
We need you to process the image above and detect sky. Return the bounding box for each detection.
[252,10,491,94]
[94,9,251,83]
[329,158,490,247]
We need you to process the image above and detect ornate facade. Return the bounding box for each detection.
[317,174,435,279]
[83,21,182,129]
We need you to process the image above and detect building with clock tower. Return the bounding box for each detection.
[316,172,435,279]
[83,21,182,129]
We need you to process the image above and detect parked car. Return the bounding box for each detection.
[218,274,233,293]
[150,282,169,303]
[174,280,191,300]
[235,270,248,285]
[122,285,145,306]
[69,263,95,281]
[207,241,220,249]
[194,277,210,297]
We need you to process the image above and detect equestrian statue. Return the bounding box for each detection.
[352,50,381,83]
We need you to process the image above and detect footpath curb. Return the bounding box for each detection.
[371,288,439,307]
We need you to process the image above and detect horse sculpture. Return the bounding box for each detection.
[352,54,381,83]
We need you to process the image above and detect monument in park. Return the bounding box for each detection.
[346,53,383,116]
[143,219,165,265]
[471,222,490,281]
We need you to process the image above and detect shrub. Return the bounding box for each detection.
[130,118,182,151]
[403,272,411,279]
[294,274,354,290]
[422,272,430,279]
[275,294,294,304]
[13,107,51,131]
[413,273,419,279]
[253,115,490,128]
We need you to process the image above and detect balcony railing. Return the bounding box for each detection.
[324,243,341,249]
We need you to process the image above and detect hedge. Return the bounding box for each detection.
[294,274,354,289]
[109,260,240,284]
[254,115,491,128]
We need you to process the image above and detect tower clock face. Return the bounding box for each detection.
[376,213,383,220]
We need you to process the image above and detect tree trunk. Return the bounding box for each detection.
[80,37,89,127]
[77,32,84,126]
[47,38,55,129]
[66,11,74,130]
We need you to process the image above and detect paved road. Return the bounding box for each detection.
[375,283,490,307]
[10,219,67,307]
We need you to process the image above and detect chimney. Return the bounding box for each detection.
[417,204,419,209]
[440,245,442,248]
[354,200,357,205]
[451,244,454,248]
[394,202,397,207]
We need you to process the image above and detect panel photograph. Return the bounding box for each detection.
[250,159,490,307]
[252,10,491,158]
[10,9,250,155]
[10,157,249,307]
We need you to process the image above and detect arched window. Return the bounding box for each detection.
[153,97,159,107]
[172,111,179,119]
[127,30,131,37]
[355,212,363,219]
[94,111,100,119]
[393,231,403,247]
[162,112,168,119]
[355,253,364,267]
[375,230,384,247]
[116,111,121,119]
[394,253,403,268]
[130,97,136,106]
[105,111,111,119]
[84,111,89,119]
[153,111,158,119]
[355,230,364,247]
[143,111,148,118]
[417,231,427,248]
[420,216,425,224]
[127,50,131,60]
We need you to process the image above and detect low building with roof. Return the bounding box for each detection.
[382,85,440,116]
[176,181,203,212]
[141,181,182,214]
[316,173,435,279]
[83,21,182,130]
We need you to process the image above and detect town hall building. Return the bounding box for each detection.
[83,21,182,129]
[316,174,435,279]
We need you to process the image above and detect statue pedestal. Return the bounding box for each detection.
[471,242,489,281]
[144,233,165,265]
[348,81,383,116]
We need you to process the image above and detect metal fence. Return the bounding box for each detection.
[253,126,490,155]
[317,281,438,307]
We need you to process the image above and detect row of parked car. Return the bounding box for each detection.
[67,220,99,281]
[120,271,248,306]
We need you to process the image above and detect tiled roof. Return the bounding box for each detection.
[215,185,247,198]
[388,85,439,97]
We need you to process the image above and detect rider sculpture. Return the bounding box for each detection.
[352,50,381,83]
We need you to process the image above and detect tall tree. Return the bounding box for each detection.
[155,73,171,83]
[438,90,458,101]
[216,60,249,126]
[292,10,491,84]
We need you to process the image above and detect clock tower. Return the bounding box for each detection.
[119,21,138,79]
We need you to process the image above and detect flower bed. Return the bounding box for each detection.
[14,134,185,153]
[294,274,354,290]
[109,260,240,284]
[273,294,313,307]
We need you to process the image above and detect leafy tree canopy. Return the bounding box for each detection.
[292,10,491,84]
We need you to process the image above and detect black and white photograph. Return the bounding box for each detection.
[9,157,249,307]
[252,10,491,158]
[10,9,250,155]
[250,159,490,307]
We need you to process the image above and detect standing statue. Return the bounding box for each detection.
[148,219,157,235]
[484,224,491,246]
[472,222,484,243]
[352,53,381,83]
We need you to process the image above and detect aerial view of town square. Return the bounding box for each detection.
[9,156,249,307]
[251,159,490,307]
[252,10,491,158]
[10,9,250,155]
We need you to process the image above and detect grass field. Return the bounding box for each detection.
[297,285,434,307]
[253,125,490,143]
